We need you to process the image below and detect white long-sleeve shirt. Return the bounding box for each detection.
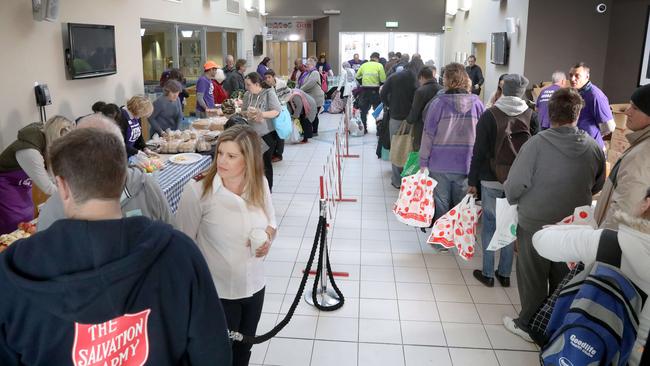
[15,148,57,195]
[533,218,650,365]
[175,174,277,300]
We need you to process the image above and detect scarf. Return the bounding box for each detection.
[494,96,529,116]
[290,89,312,116]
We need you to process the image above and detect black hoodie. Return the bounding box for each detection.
[0,217,231,366]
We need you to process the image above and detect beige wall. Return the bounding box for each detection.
[443,1,530,103]
[0,0,265,149]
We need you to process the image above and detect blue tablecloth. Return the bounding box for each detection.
[156,155,212,212]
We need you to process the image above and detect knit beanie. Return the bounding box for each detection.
[502,74,529,98]
[631,84,650,116]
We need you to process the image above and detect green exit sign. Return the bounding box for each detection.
[385,21,399,28]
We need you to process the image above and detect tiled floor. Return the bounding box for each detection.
[252,113,539,365]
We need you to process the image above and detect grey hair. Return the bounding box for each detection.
[342,61,351,69]
[76,113,124,146]
[552,71,566,83]
[307,57,318,67]
[225,54,234,63]
[43,115,74,148]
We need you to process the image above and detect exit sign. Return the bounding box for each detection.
[385,21,399,28]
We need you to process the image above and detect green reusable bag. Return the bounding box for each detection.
[401,151,420,177]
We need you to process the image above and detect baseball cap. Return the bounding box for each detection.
[204,61,218,71]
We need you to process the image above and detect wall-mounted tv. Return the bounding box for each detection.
[490,32,509,65]
[65,23,116,79]
[253,35,263,56]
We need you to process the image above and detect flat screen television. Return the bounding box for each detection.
[253,35,263,56]
[490,32,509,65]
[66,23,117,79]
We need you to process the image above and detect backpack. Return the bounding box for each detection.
[541,230,647,366]
[489,107,533,183]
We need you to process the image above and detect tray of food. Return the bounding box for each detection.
[169,153,203,165]
[0,222,36,252]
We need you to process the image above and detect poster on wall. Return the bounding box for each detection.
[640,6,650,86]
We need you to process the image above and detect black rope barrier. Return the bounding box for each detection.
[230,213,345,344]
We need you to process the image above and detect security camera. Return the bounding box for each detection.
[596,3,607,14]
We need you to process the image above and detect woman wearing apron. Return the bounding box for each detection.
[0,116,73,234]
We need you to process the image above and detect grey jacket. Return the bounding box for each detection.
[300,70,325,107]
[37,167,174,231]
[504,126,606,231]
[242,88,282,138]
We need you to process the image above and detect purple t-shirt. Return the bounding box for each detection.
[577,82,612,148]
[121,109,142,149]
[195,75,215,112]
[536,84,561,130]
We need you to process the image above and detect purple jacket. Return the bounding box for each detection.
[257,64,269,77]
[419,92,485,175]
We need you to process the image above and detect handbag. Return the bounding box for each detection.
[389,121,413,167]
[273,106,292,139]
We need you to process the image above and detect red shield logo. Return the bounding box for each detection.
[72,309,151,366]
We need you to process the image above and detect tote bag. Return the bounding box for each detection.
[273,106,292,139]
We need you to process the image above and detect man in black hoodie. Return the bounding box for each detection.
[406,66,443,152]
[0,128,231,365]
[380,60,417,188]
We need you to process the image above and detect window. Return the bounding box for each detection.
[339,32,443,67]
[364,33,389,60]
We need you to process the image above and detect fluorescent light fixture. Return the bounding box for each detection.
[140,28,146,36]
[288,34,300,41]
[458,0,472,11]
[323,9,341,15]
[181,30,193,38]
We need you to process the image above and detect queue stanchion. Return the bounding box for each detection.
[341,97,359,158]
[334,132,357,203]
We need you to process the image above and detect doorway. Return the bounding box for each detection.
[472,42,487,101]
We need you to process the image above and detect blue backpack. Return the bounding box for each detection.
[541,230,647,366]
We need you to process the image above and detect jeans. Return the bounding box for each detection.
[429,172,468,222]
[221,288,265,366]
[480,184,513,278]
[389,118,404,187]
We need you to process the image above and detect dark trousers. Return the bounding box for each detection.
[360,88,381,131]
[312,107,322,134]
[300,115,313,141]
[515,225,569,331]
[262,132,279,192]
[221,288,265,366]
[273,139,284,158]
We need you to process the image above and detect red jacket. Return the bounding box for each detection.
[212,80,229,104]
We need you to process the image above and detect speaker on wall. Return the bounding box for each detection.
[32,0,59,22]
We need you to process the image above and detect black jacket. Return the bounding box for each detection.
[468,107,539,187]
[223,71,245,96]
[465,65,484,93]
[380,71,416,121]
[0,217,232,366]
[406,79,443,151]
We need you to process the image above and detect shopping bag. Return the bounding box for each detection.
[557,206,597,228]
[286,118,303,144]
[427,195,482,261]
[372,103,383,120]
[400,152,420,177]
[272,106,292,139]
[329,91,345,114]
[392,169,437,227]
[486,198,518,251]
[389,121,412,167]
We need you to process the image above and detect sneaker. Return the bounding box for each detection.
[495,271,510,287]
[502,316,534,343]
[472,270,494,287]
[271,156,282,163]
[391,182,400,189]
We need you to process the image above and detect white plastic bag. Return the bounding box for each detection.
[286,118,303,144]
[428,194,482,261]
[392,169,437,227]
[487,198,518,251]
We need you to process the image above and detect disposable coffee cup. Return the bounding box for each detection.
[249,229,268,256]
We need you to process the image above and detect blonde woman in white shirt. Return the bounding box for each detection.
[176,124,277,366]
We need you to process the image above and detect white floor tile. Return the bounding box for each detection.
[265,248,299,262]
[401,321,446,346]
[359,298,400,320]
[311,340,358,366]
[315,316,359,342]
[358,343,405,366]
[484,325,538,351]
[250,342,269,365]
[264,261,295,277]
[360,265,395,282]
[276,314,318,339]
[494,350,540,366]
[264,338,313,366]
[448,348,499,366]
[475,304,519,325]
[436,302,481,324]
[360,252,393,266]
[431,284,473,303]
[358,318,403,343]
[403,345,452,366]
[262,293,285,314]
[361,240,392,253]
[319,297,360,318]
[392,254,427,268]
[394,267,430,283]
[396,282,435,301]
[330,250,362,265]
[427,269,466,285]
[359,280,397,299]
[398,300,440,322]
[442,323,491,349]
[423,254,459,269]
[468,285,512,304]
[265,277,290,294]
